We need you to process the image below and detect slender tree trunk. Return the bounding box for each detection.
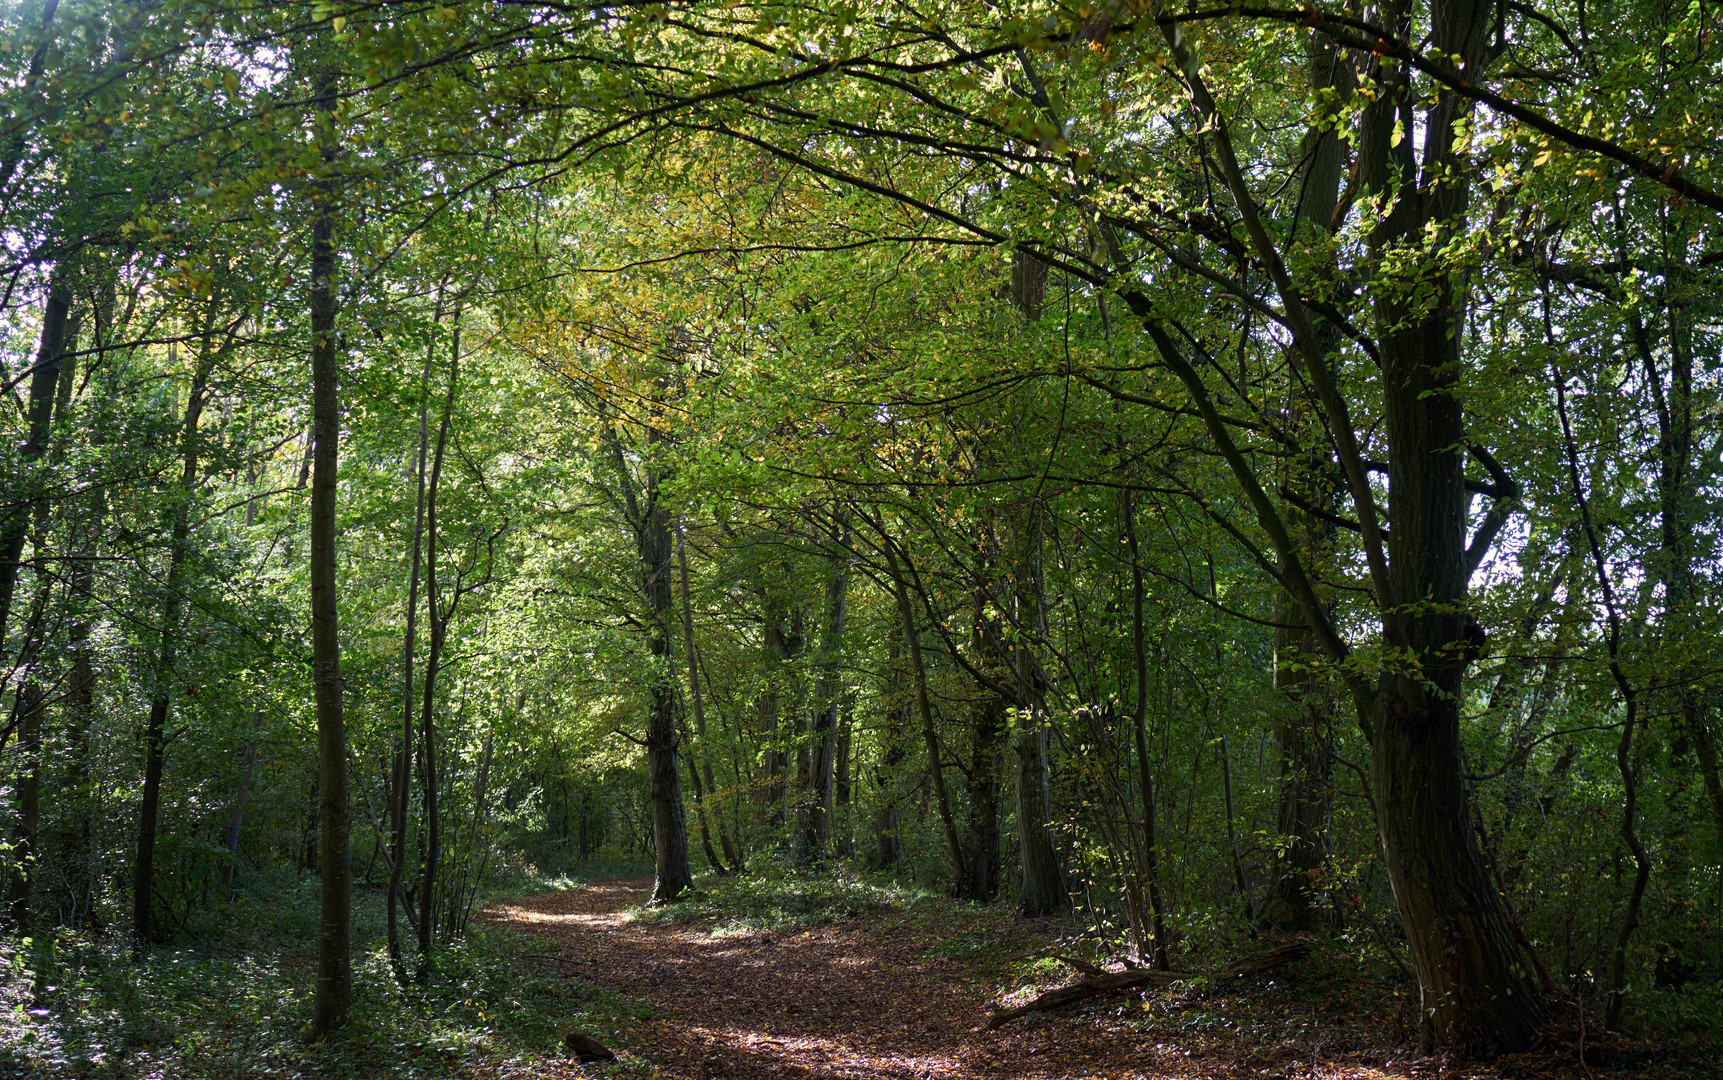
[685,743,727,874]
[1262,591,1330,930]
[132,306,218,948]
[6,679,43,932]
[1012,502,1063,915]
[220,712,261,901]
[390,292,441,973]
[416,314,460,981]
[308,75,351,1036]
[1121,489,1169,967]
[62,540,96,925]
[677,525,738,871]
[882,541,965,887]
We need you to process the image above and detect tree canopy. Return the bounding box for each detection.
[1,0,1719,1065]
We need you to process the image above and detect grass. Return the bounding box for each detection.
[0,869,657,1080]
[626,864,947,938]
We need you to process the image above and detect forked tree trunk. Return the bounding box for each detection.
[417,315,460,981]
[390,291,441,972]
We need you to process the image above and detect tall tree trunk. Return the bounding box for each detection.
[1260,27,1348,931]
[0,278,70,647]
[871,631,909,872]
[62,530,96,926]
[1121,488,1169,967]
[132,306,218,948]
[6,679,43,932]
[677,525,737,871]
[1012,501,1063,916]
[390,292,441,972]
[958,645,1004,904]
[635,428,692,903]
[1262,590,1331,931]
[309,75,351,1036]
[881,541,965,889]
[417,313,460,981]
[799,536,848,863]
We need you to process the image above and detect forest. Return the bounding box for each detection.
[0,0,1718,1076]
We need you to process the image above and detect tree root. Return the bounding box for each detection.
[986,942,1312,1029]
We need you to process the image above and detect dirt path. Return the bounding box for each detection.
[489,878,1209,1080]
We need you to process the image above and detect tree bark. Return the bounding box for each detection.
[1014,722,1063,916]
[1121,488,1170,967]
[308,74,351,1036]
[390,290,441,973]
[677,525,738,871]
[132,304,218,948]
[6,679,43,932]
[417,313,460,980]
[220,712,261,901]
[642,431,692,903]
[882,541,965,887]
[0,278,70,647]
[799,536,848,863]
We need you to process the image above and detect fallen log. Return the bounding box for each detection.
[985,942,1312,1029]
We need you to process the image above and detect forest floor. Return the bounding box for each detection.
[487,876,1705,1080]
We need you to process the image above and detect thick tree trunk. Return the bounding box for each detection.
[1262,590,1330,931]
[309,76,352,1035]
[1014,723,1063,916]
[799,544,848,863]
[642,439,692,903]
[0,279,70,646]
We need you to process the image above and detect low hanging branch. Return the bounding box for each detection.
[985,943,1311,1029]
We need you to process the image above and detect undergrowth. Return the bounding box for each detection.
[0,870,654,1079]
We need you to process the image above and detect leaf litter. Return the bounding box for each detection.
[487,878,1710,1080]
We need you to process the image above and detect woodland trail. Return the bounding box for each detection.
[489,878,1225,1080]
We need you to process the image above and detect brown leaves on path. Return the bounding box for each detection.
[486,879,1624,1080]
[490,877,1192,1080]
